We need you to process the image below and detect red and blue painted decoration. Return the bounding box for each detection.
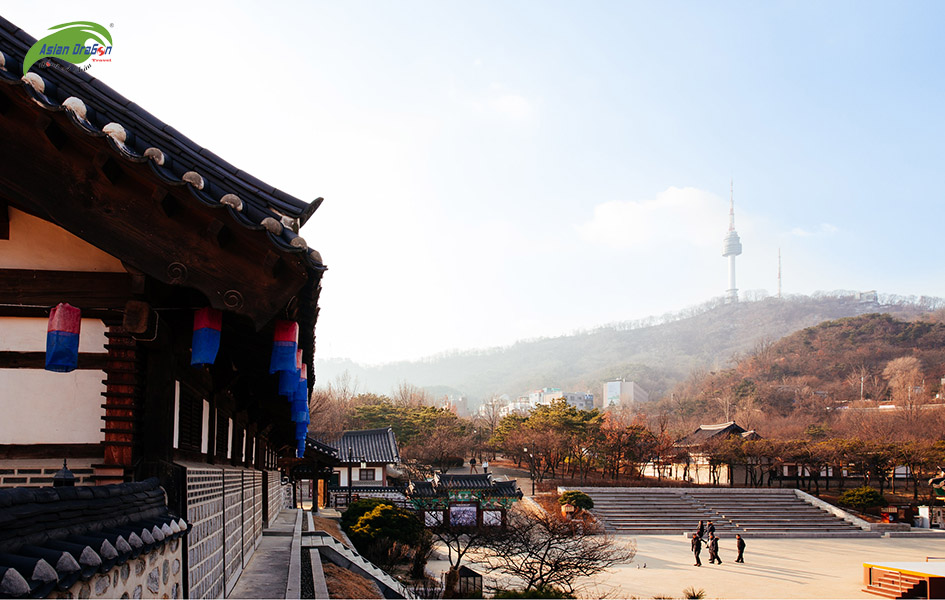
[45,303,81,373]
[191,307,223,367]
[269,321,299,373]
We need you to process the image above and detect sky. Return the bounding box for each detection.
[4,2,945,364]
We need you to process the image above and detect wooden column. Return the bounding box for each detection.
[93,327,141,484]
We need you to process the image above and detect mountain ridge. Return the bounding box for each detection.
[316,293,942,404]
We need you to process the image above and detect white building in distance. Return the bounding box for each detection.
[601,380,649,408]
[498,388,596,416]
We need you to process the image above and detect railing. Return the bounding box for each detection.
[327,486,411,509]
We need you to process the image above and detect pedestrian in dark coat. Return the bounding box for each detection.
[735,534,746,563]
[706,521,716,538]
[691,533,702,566]
[697,520,705,539]
[707,534,722,564]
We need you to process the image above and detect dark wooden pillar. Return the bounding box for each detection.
[94,327,141,483]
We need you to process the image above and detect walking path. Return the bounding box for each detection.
[229,509,299,599]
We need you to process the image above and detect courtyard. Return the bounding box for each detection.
[429,533,945,598]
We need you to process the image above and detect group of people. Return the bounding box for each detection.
[690,520,745,566]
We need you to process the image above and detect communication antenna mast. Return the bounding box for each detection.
[722,178,742,303]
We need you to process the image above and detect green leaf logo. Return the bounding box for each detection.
[24,21,113,75]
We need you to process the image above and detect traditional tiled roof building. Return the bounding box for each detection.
[0,16,330,598]
[407,473,521,528]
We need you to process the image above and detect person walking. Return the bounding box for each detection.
[706,521,716,538]
[735,534,746,563]
[691,533,703,566]
[696,520,705,540]
[707,533,722,564]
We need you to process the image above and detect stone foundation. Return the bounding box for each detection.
[50,538,183,600]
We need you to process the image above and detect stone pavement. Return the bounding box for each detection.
[427,533,945,598]
[229,509,300,599]
[581,534,945,599]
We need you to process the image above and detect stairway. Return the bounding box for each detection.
[863,568,927,599]
[570,487,879,537]
[303,531,415,599]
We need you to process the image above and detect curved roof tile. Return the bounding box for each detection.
[0,16,325,273]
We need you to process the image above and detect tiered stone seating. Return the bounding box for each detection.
[571,487,880,537]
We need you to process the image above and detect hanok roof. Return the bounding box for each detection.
[0,17,325,327]
[0,478,186,598]
[406,473,521,499]
[676,421,749,446]
[335,428,400,464]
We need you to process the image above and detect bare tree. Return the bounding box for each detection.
[393,380,431,407]
[884,357,927,425]
[429,522,503,598]
[476,506,636,595]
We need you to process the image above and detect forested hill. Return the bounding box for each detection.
[317,295,940,403]
[662,312,945,424]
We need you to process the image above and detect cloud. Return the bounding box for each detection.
[788,223,839,237]
[576,186,730,250]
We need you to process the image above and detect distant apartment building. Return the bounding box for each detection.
[561,391,595,410]
[438,394,470,417]
[499,388,595,415]
[600,379,649,408]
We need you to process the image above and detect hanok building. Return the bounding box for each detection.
[328,427,404,508]
[406,473,522,528]
[0,17,332,598]
[658,421,761,485]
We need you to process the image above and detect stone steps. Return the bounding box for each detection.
[566,487,875,537]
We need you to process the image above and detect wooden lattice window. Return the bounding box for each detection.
[177,387,204,453]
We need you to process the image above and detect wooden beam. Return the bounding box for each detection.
[0,443,101,459]
[0,351,108,370]
[0,199,8,240]
[0,269,132,308]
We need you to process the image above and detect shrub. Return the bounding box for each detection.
[558,491,594,510]
[340,497,393,530]
[350,504,424,547]
[838,486,886,510]
[683,586,707,599]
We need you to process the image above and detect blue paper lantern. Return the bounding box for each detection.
[278,368,299,397]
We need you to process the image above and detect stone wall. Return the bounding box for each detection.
[50,537,183,600]
[179,463,265,599]
[265,469,283,525]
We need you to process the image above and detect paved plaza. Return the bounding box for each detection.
[429,533,944,598]
[582,534,944,599]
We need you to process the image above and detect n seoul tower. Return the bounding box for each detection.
[722,180,742,303]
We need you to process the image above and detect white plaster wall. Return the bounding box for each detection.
[0,317,108,352]
[0,208,125,271]
[0,369,106,443]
